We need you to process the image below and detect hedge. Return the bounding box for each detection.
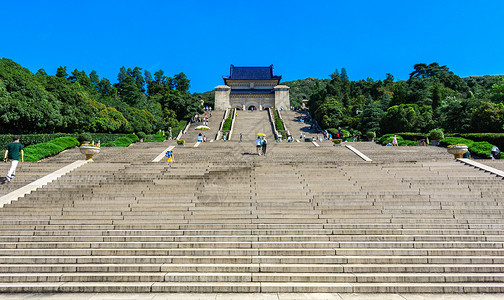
[103,134,139,147]
[395,132,427,141]
[439,137,474,148]
[470,141,496,159]
[379,134,403,145]
[24,137,79,162]
[450,133,504,151]
[222,115,233,131]
[144,134,165,142]
[0,134,72,148]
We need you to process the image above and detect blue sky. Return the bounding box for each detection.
[2,0,503,92]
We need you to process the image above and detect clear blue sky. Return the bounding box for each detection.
[2,0,503,93]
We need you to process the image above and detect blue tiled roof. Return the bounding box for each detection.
[230,89,275,95]
[224,64,282,81]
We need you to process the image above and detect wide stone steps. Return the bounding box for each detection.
[1,134,504,293]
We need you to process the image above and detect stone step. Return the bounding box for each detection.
[0,281,504,293]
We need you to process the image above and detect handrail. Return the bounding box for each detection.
[176,121,191,140]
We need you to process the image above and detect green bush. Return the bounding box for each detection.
[379,134,404,145]
[332,139,342,144]
[77,133,92,145]
[80,133,125,144]
[24,137,79,162]
[365,131,376,140]
[439,137,474,148]
[398,140,419,146]
[0,134,72,148]
[450,133,504,151]
[395,132,427,141]
[144,134,165,142]
[427,129,444,141]
[469,141,496,159]
[50,137,80,149]
[136,131,146,140]
[222,118,232,131]
[327,128,338,137]
[177,139,185,145]
[103,134,139,147]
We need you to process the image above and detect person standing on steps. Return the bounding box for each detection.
[240,133,243,142]
[262,137,268,156]
[256,136,262,155]
[3,136,24,183]
[392,135,398,146]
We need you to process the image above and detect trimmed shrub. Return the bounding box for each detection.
[332,139,342,144]
[365,131,376,140]
[144,134,165,142]
[450,133,504,151]
[379,134,404,145]
[0,134,72,148]
[428,129,444,141]
[77,133,92,145]
[395,132,427,141]
[222,117,232,131]
[24,137,79,162]
[103,134,139,147]
[439,137,474,148]
[398,140,419,146]
[136,132,146,140]
[469,141,496,159]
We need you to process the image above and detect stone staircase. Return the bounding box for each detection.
[0,116,504,293]
[232,110,273,142]
[279,110,315,139]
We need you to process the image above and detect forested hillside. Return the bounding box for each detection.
[0,58,202,134]
[283,64,504,135]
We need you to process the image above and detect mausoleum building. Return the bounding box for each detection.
[214,65,290,110]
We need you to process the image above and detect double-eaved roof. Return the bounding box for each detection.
[223,64,282,83]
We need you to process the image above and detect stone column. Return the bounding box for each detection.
[214,85,231,110]
[274,85,290,109]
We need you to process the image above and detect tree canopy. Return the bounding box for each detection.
[283,62,504,135]
[0,58,203,134]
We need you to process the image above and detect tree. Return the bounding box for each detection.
[380,104,433,133]
[329,68,340,80]
[470,101,504,132]
[56,66,68,78]
[359,98,383,133]
[170,72,190,92]
[36,69,48,76]
[384,73,394,85]
[340,68,349,82]
[89,70,99,90]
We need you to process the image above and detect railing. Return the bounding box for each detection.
[176,121,191,140]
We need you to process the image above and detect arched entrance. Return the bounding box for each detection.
[247,105,257,111]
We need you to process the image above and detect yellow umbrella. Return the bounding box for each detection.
[256,133,266,137]
[195,125,210,130]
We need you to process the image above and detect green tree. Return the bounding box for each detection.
[56,66,68,78]
[470,101,504,132]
